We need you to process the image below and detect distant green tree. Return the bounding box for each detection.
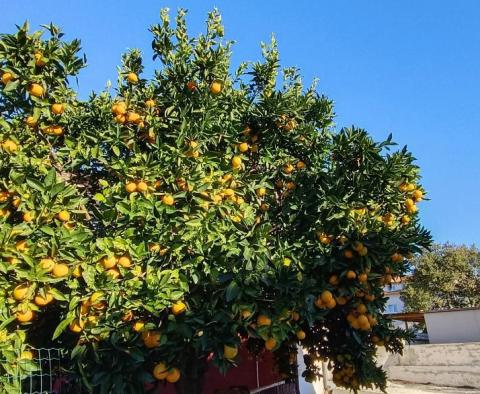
[402,244,480,312]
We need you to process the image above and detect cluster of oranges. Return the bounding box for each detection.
[275,114,297,132]
[332,362,359,389]
[1,51,66,139]
[153,362,181,383]
[97,254,133,280]
[8,251,80,324]
[69,291,108,334]
[111,99,145,128]
[185,79,223,95]
[0,189,21,217]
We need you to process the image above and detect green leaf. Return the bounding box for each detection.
[225,281,240,302]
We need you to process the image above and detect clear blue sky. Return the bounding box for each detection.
[2,1,479,246]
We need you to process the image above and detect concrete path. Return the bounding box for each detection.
[333,381,480,394]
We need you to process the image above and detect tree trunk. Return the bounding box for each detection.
[174,351,208,394]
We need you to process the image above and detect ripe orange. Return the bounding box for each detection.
[15,240,28,251]
[186,80,197,91]
[364,294,375,302]
[143,331,161,348]
[317,232,332,245]
[25,116,37,127]
[283,163,294,174]
[265,338,277,351]
[296,161,306,170]
[112,101,127,115]
[296,330,306,340]
[326,298,336,309]
[358,273,368,283]
[20,350,34,360]
[2,139,18,153]
[51,103,65,115]
[145,99,155,108]
[106,268,121,279]
[231,156,242,169]
[118,255,132,268]
[162,194,175,206]
[34,51,46,67]
[101,256,117,269]
[34,291,54,306]
[125,182,137,193]
[12,196,21,208]
[285,181,296,190]
[127,112,141,123]
[23,211,35,222]
[238,142,249,152]
[344,250,354,259]
[136,181,148,193]
[126,72,138,83]
[40,258,55,272]
[52,263,69,278]
[257,314,272,326]
[1,72,14,84]
[329,275,339,285]
[166,368,181,383]
[357,304,367,314]
[320,290,333,304]
[133,320,145,332]
[57,210,70,222]
[153,362,169,380]
[69,319,84,333]
[406,204,417,214]
[121,310,134,322]
[16,309,35,323]
[43,125,64,135]
[223,344,238,359]
[0,191,9,202]
[210,81,223,95]
[256,187,267,197]
[171,300,186,315]
[13,284,30,301]
[346,270,356,280]
[28,83,44,97]
[401,215,411,225]
[413,189,423,201]
[72,265,82,278]
[391,253,403,263]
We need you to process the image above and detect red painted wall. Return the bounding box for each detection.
[155,347,281,394]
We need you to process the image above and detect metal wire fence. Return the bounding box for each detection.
[250,381,299,394]
[0,348,71,394]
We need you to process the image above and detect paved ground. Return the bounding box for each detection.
[333,381,480,394]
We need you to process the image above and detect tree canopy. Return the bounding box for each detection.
[0,9,431,393]
[402,243,480,312]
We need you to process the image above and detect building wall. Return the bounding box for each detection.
[384,342,480,389]
[384,283,405,314]
[424,309,480,344]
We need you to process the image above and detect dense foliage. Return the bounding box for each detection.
[0,9,431,393]
[402,243,480,312]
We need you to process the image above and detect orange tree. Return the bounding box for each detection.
[0,9,431,394]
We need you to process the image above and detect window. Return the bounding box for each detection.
[386,304,398,313]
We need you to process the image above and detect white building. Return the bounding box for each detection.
[384,279,405,314]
